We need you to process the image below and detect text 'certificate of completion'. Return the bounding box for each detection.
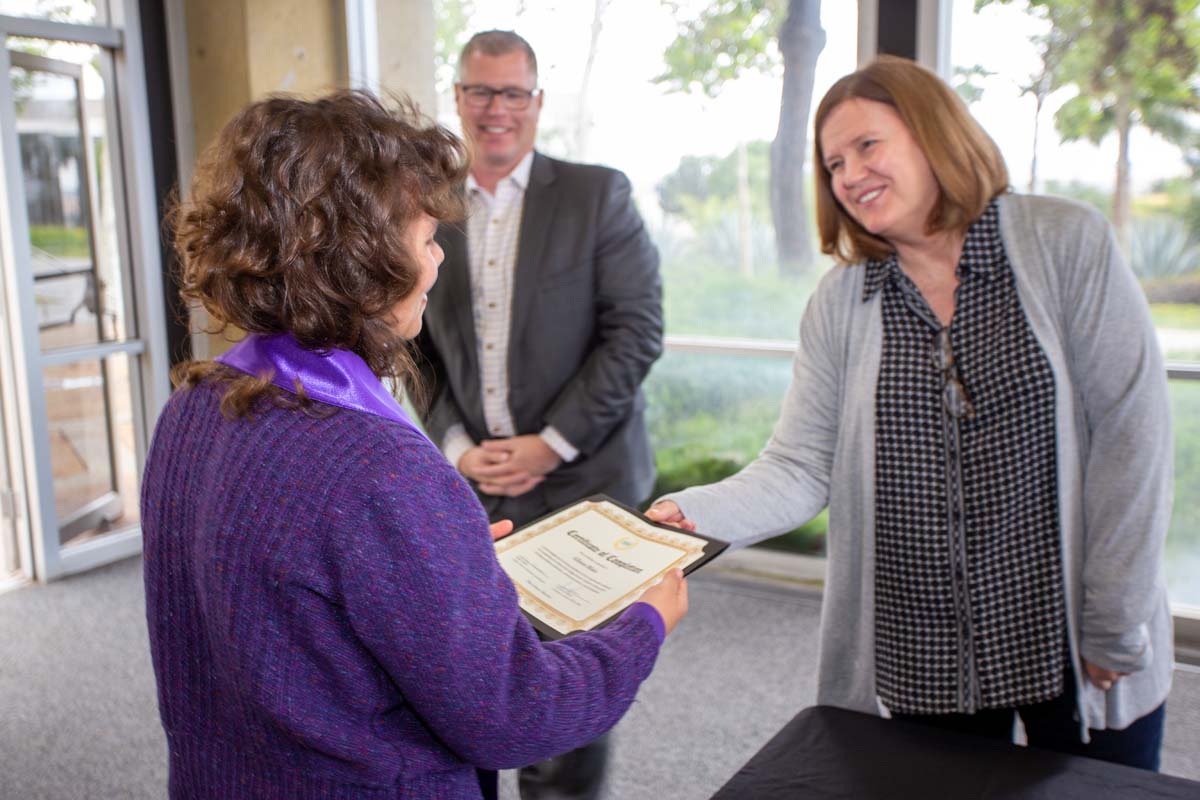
[495,496,726,639]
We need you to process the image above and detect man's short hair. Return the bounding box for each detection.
[458,30,538,80]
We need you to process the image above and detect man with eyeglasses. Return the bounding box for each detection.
[415,29,663,800]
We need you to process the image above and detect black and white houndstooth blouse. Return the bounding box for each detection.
[864,201,1067,715]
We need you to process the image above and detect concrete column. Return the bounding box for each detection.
[245,0,347,99]
[181,0,349,356]
[182,0,252,159]
[375,0,437,117]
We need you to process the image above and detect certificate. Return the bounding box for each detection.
[495,495,727,639]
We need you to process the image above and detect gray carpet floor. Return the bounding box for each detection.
[1,556,1197,800]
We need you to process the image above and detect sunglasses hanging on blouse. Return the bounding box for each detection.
[932,327,976,421]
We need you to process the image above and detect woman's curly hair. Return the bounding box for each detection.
[169,90,468,416]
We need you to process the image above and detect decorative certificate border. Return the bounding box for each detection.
[496,499,712,635]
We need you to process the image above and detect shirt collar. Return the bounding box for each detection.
[860,199,1005,303]
[958,200,1006,279]
[466,149,535,197]
[862,252,899,302]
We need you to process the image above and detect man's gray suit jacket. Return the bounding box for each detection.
[416,152,663,522]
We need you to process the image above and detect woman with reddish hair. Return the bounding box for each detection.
[650,56,1172,770]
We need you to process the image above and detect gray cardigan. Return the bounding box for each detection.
[664,194,1174,731]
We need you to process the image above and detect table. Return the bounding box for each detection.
[710,705,1200,799]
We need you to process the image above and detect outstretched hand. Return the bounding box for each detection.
[644,500,697,532]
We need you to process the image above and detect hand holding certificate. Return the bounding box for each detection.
[495,496,726,639]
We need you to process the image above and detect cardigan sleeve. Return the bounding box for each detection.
[660,268,847,546]
[1059,206,1173,673]
[326,430,663,770]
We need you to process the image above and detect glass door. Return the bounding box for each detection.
[0,319,22,587]
[0,40,150,579]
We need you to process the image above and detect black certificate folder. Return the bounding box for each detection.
[494,495,727,640]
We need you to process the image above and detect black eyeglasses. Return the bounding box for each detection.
[458,84,541,110]
[932,327,976,420]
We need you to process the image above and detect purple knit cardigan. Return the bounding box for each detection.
[142,382,663,798]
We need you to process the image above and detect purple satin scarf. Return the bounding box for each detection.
[216,333,428,440]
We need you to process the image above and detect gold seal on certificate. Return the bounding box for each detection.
[495,495,727,639]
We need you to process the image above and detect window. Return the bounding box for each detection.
[950,0,1200,608]
[0,0,100,25]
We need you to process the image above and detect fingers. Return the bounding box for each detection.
[489,519,514,541]
[1083,659,1129,692]
[470,440,542,495]
[477,483,538,497]
[508,476,545,496]
[475,441,530,476]
[465,446,537,484]
[478,467,539,487]
[462,447,509,471]
[459,446,512,482]
[663,567,688,602]
[481,436,560,476]
[646,501,696,532]
[645,501,681,523]
[467,440,555,495]
[470,460,526,480]
[639,567,689,636]
[478,475,544,497]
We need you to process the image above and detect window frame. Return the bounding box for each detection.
[0,3,171,583]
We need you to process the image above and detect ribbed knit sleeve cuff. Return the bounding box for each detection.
[1080,625,1152,673]
[621,601,665,646]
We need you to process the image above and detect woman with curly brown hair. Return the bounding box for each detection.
[141,90,687,800]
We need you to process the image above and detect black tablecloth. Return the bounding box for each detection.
[711,705,1200,799]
